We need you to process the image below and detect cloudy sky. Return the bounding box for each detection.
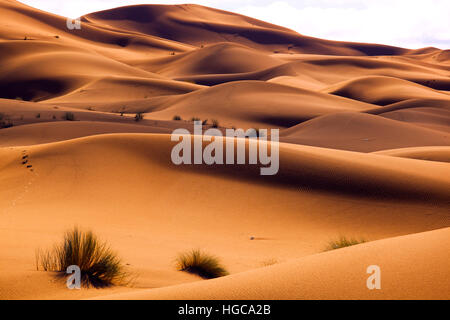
[19,0,450,49]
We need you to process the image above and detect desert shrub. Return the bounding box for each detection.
[325,236,366,251]
[176,249,228,279]
[36,113,41,118]
[261,258,278,267]
[134,112,144,122]
[191,117,201,122]
[36,227,128,287]
[0,121,13,129]
[173,115,182,121]
[202,119,208,125]
[63,112,75,121]
[0,114,13,128]
[211,119,219,128]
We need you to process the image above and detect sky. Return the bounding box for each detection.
[19,0,450,49]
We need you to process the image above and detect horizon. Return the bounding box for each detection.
[18,0,450,50]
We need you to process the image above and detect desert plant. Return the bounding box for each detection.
[36,227,128,287]
[325,236,366,251]
[36,113,41,118]
[62,112,75,121]
[173,115,182,121]
[211,119,219,128]
[202,119,208,126]
[0,121,13,129]
[191,117,201,122]
[176,249,228,279]
[134,112,144,122]
[261,258,278,267]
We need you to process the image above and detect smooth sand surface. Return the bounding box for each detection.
[0,0,449,299]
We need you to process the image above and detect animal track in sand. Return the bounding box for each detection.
[1,150,38,216]
[21,150,33,172]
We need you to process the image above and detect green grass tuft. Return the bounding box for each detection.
[36,227,128,288]
[176,249,228,279]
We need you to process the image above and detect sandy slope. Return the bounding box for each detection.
[0,134,449,299]
[374,146,450,163]
[280,112,449,152]
[0,0,449,300]
[99,227,450,300]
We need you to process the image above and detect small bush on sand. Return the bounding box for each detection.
[191,117,200,122]
[325,236,366,251]
[0,121,13,129]
[261,258,278,267]
[134,112,144,122]
[211,119,219,128]
[173,115,182,121]
[202,119,208,125]
[36,227,128,287]
[176,249,228,279]
[63,112,75,121]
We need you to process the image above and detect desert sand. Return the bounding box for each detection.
[0,0,449,300]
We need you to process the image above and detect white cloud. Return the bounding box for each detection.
[235,0,450,48]
[18,0,450,49]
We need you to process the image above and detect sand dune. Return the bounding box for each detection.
[98,228,450,300]
[1,134,449,300]
[374,146,450,163]
[0,0,449,300]
[137,81,374,129]
[280,112,450,152]
[324,76,450,106]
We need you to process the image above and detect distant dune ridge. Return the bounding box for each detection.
[0,0,449,300]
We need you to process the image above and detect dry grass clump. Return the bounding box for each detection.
[176,249,228,279]
[62,112,75,121]
[325,236,366,251]
[36,227,128,288]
